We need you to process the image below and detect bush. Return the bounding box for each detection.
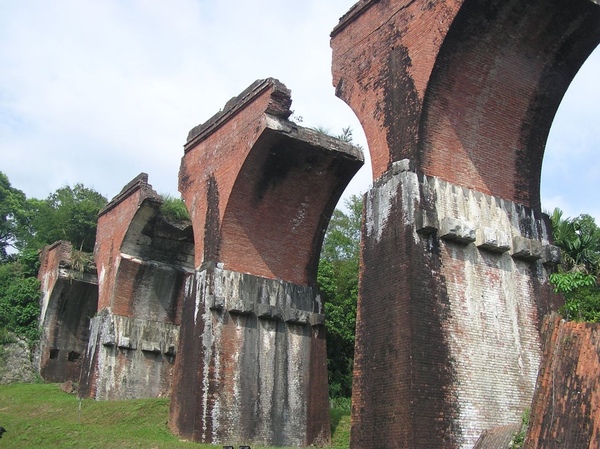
[160,194,190,221]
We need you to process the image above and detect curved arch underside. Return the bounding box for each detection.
[221,127,362,286]
[333,0,600,208]
[421,0,600,209]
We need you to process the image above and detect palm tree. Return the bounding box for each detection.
[549,208,600,321]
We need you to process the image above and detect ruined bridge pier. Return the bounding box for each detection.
[37,240,99,383]
[331,0,600,447]
[168,79,363,447]
[78,174,195,400]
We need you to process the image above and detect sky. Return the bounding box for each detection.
[0,0,598,223]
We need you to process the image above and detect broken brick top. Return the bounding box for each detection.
[95,174,194,313]
[331,0,600,209]
[330,0,377,38]
[38,240,73,278]
[186,78,292,150]
[180,79,363,285]
[98,172,161,217]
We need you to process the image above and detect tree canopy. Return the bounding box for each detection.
[16,184,107,253]
[0,172,27,262]
[318,194,362,398]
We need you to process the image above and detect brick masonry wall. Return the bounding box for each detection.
[79,173,194,400]
[169,267,330,447]
[353,167,561,448]
[331,0,600,208]
[94,173,162,312]
[38,241,74,323]
[80,309,179,400]
[179,79,362,285]
[524,314,600,448]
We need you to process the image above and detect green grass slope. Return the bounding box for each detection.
[0,383,350,449]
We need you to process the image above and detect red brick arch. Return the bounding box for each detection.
[419,0,600,209]
[332,0,600,447]
[170,78,363,447]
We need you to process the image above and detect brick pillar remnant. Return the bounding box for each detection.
[78,173,194,400]
[331,0,600,448]
[169,78,364,447]
[525,314,600,448]
[37,240,99,383]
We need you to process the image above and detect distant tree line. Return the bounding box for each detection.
[0,171,107,346]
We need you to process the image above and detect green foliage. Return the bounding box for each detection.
[319,194,362,398]
[0,174,108,350]
[329,401,352,449]
[550,208,600,322]
[0,327,15,345]
[0,172,27,262]
[557,282,600,323]
[550,209,600,275]
[312,126,360,147]
[159,194,190,221]
[17,184,107,253]
[550,271,595,294]
[0,383,351,448]
[70,248,95,274]
[0,262,41,345]
[509,408,530,449]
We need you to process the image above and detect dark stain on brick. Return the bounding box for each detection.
[204,175,221,263]
[381,42,421,169]
[169,274,202,441]
[352,180,460,448]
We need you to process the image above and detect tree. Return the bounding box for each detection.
[318,194,362,397]
[17,184,107,253]
[549,208,600,322]
[0,260,41,345]
[0,175,106,348]
[0,172,27,261]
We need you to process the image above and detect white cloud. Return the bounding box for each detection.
[543,47,600,223]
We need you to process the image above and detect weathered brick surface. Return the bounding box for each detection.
[80,309,179,400]
[332,1,599,448]
[37,241,98,383]
[354,169,561,448]
[473,424,521,449]
[524,314,600,449]
[79,173,194,400]
[170,267,330,447]
[94,173,163,312]
[170,79,363,447]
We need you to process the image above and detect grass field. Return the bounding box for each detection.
[0,383,350,448]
